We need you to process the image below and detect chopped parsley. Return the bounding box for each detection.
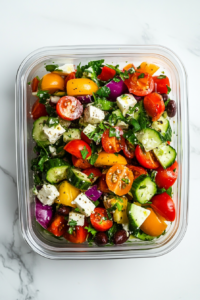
[121,178,129,184]
[28,81,31,85]
[109,127,121,139]
[88,173,94,179]
[157,75,166,79]
[84,224,97,236]
[80,146,89,159]
[45,64,59,72]
[138,73,145,79]
[95,86,110,98]
[166,85,171,94]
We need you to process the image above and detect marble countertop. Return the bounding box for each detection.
[1,0,200,299]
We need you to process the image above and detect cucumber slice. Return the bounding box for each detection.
[127,101,143,121]
[112,109,129,129]
[133,229,155,241]
[32,116,50,146]
[135,128,163,151]
[131,175,157,204]
[152,116,172,142]
[153,143,177,169]
[63,129,81,143]
[44,158,70,184]
[67,168,91,190]
[127,203,150,231]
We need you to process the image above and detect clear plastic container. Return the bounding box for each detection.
[15,45,189,259]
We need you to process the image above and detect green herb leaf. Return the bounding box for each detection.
[68,227,74,235]
[74,207,81,212]
[128,118,141,131]
[165,99,170,107]
[157,75,166,79]
[88,153,98,165]
[68,220,77,227]
[105,64,129,81]
[80,146,89,160]
[28,81,31,85]
[84,224,97,236]
[94,200,100,207]
[166,85,171,94]
[113,78,120,82]
[121,178,129,184]
[88,173,94,179]
[45,64,59,72]
[95,86,110,98]
[123,130,138,145]
[109,127,121,139]
[46,117,59,127]
[138,73,145,79]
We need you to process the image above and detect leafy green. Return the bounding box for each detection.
[95,86,110,98]
[128,119,141,131]
[85,224,97,237]
[28,81,31,85]
[88,153,98,165]
[37,90,57,117]
[107,223,121,243]
[45,64,59,72]
[109,127,121,139]
[138,73,145,79]
[76,60,104,86]
[46,117,59,128]
[122,178,129,184]
[166,85,171,94]
[94,98,117,111]
[94,200,100,207]
[157,75,166,79]
[165,99,170,107]
[123,130,138,145]
[38,155,49,172]
[68,220,77,227]
[80,146,89,160]
[106,64,129,81]
[74,207,81,212]
[88,173,94,179]
[113,77,120,82]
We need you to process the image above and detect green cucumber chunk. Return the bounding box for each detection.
[32,116,50,146]
[127,203,150,231]
[63,129,81,143]
[127,101,143,121]
[67,168,91,190]
[131,175,157,204]
[135,128,163,151]
[152,116,172,142]
[44,158,70,184]
[153,143,177,169]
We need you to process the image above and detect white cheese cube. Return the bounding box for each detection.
[53,64,75,75]
[116,120,129,130]
[116,94,137,116]
[68,212,85,226]
[50,96,60,104]
[49,146,57,156]
[83,124,96,136]
[43,124,66,144]
[84,106,105,124]
[37,184,59,206]
[72,193,95,217]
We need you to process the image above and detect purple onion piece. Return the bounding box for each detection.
[133,95,144,102]
[35,198,53,229]
[106,79,128,102]
[76,95,93,104]
[85,185,102,201]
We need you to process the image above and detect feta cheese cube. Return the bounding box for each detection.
[54,63,75,75]
[68,212,85,226]
[84,106,105,124]
[116,94,137,116]
[50,96,60,104]
[83,124,96,136]
[37,184,60,206]
[72,193,95,217]
[49,146,57,156]
[43,124,66,144]
[116,120,129,130]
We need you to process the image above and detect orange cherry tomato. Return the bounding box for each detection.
[67,78,98,96]
[41,73,65,94]
[64,72,76,88]
[31,98,47,120]
[56,96,83,121]
[127,165,147,180]
[90,208,113,231]
[64,140,92,159]
[47,214,67,237]
[31,77,39,92]
[155,161,178,190]
[143,92,165,121]
[98,174,109,193]
[123,63,136,72]
[72,155,92,169]
[102,127,125,154]
[151,193,176,222]
[64,222,88,243]
[153,75,170,94]
[97,66,116,81]
[106,164,134,196]
[124,72,154,96]
[135,145,160,169]
[140,208,167,236]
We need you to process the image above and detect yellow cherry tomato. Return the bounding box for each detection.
[41,73,65,94]
[94,152,127,168]
[140,208,167,236]
[136,62,159,76]
[67,78,98,96]
[55,181,80,208]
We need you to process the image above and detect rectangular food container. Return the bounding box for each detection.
[15,45,189,259]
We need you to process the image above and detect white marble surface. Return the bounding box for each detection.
[1,0,200,299]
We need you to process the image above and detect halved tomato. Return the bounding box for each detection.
[64,223,88,243]
[64,72,76,87]
[47,214,67,237]
[151,193,176,222]
[72,155,92,169]
[127,165,147,180]
[31,98,47,120]
[135,145,160,169]
[153,75,170,94]
[56,96,83,121]
[143,92,165,121]
[106,164,134,196]
[124,72,154,96]
[97,66,116,81]
[82,167,102,181]
[102,127,125,153]
[97,174,109,193]
[64,140,92,159]
[122,140,135,159]
[90,208,113,231]
[155,161,178,190]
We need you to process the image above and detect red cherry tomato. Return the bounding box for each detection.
[64,72,76,87]
[102,127,125,153]
[135,145,160,169]
[144,92,165,121]
[153,75,170,94]
[47,214,67,237]
[124,72,154,96]
[64,222,88,243]
[31,98,47,120]
[31,77,39,92]
[151,192,176,221]
[122,140,135,158]
[97,66,116,81]
[56,96,83,121]
[72,155,92,169]
[82,167,102,181]
[64,140,91,159]
[97,174,109,193]
[90,208,113,231]
[155,161,178,190]
[81,131,92,144]
[127,165,147,180]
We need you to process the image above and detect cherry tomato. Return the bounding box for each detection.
[82,167,102,181]
[151,193,176,222]
[127,165,147,180]
[97,66,116,81]
[64,222,88,243]
[153,75,170,94]
[31,98,47,120]
[124,72,154,96]
[144,92,165,121]
[64,72,76,87]
[135,145,160,169]
[90,208,113,231]
[140,208,167,236]
[31,77,39,92]
[67,78,98,96]
[47,214,67,237]
[81,131,92,144]
[56,96,83,121]
[102,127,125,154]
[122,140,135,159]
[64,140,91,159]
[106,164,134,196]
[123,63,136,72]
[72,155,92,169]
[155,161,178,190]
[41,73,65,94]
[97,174,109,193]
